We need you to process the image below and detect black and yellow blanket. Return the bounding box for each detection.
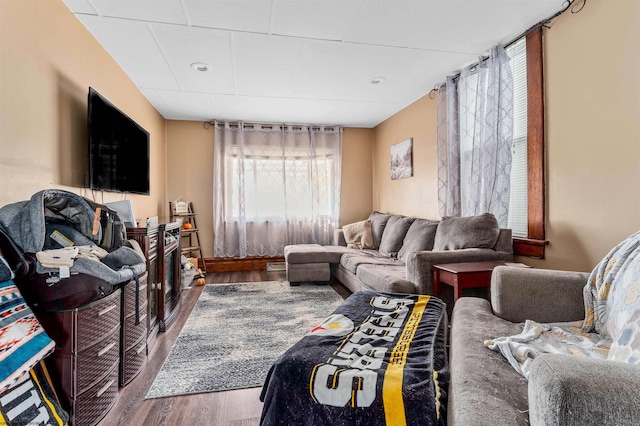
[260,291,448,426]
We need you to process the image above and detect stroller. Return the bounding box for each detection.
[0,189,146,312]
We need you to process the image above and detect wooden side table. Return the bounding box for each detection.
[433,260,514,302]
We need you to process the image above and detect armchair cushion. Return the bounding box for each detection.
[433,213,500,251]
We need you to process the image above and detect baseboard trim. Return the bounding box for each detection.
[204,256,285,272]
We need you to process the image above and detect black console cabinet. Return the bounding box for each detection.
[127,222,181,349]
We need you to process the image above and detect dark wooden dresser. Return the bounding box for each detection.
[39,289,121,425]
[119,272,148,386]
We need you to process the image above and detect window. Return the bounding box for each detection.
[227,144,337,220]
[513,27,547,258]
[506,38,528,238]
[213,123,342,258]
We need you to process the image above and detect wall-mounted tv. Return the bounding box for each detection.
[88,87,150,195]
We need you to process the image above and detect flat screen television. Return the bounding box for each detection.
[88,87,150,195]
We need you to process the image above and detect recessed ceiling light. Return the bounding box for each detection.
[191,62,211,72]
[370,77,386,85]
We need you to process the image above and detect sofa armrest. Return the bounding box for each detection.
[529,354,640,426]
[494,228,513,253]
[491,267,587,323]
[405,248,513,295]
[333,229,346,246]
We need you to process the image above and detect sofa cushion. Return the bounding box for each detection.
[322,245,354,263]
[284,244,335,264]
[397,219,439,261]
[378,215,415,258]
[368,211,391,250]
[356,264,416,293]
[339,251,402,274]
[342,220,374,249]
[449,298,529,426]
[433,213,500,251]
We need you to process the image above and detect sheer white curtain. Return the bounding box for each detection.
[437,45,514,227]
[213,122,342,258]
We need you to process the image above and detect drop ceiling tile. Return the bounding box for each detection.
[61,0,98,15]
[151,24,234,93]
[290,40,476,103]
[271,0,363,40]
[155,90,217,120]
[209,94,404,127]
[344,1,461,49]
[140,88,173,117]
[422,1,564,53]
[87,0,187,25]
[232,33,305,97]
[184,0,273,33]
[78,15,180,90]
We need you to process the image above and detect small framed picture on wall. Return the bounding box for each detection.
[391,138,413,180]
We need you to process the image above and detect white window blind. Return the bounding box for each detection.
[506,38,528,238]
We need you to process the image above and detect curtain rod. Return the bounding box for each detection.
[429,0,586,97]
[505,0,585,50]
[203,120,339,131]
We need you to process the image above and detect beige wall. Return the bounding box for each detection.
[372,95,439,220]
[339,128,374,226]
[371,0,640,272]
[0,0,167,221]
[165,123,373,257]
[166,121,215,256]
[528,0,640,271]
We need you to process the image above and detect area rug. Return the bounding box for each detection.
[145,281,344,399]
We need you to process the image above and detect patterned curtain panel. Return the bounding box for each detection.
[436,76,461,218]
[213,122,342,258]
[437,45,514,227]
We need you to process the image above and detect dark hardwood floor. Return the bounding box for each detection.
[98,271,350,426]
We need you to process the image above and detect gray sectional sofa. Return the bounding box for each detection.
[285,211,513,295]
[449,266,640,426]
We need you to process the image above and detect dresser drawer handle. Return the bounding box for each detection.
[98,304,116,317]
[136,342,146,355]
[96,380,114,398]
[97,342,116,357]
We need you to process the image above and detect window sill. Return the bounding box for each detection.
[513,237,548,259]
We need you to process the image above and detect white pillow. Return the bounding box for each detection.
[343,220,374,250]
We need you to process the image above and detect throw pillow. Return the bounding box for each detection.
[433,213,500,251]
[379,216,415,258]
[368,211,391,249]
[397,219,439,261]
[343,220,374,249]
